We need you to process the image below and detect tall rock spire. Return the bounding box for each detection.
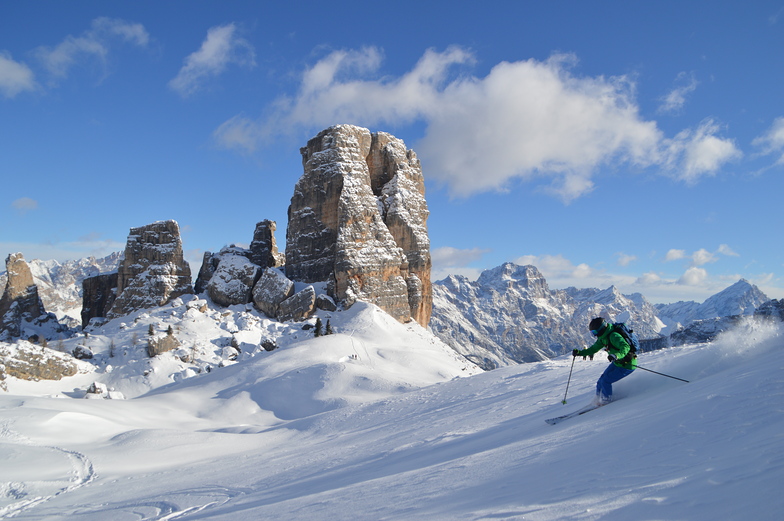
[286,125,432,326]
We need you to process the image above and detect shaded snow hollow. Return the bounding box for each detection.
[0,302,782,520]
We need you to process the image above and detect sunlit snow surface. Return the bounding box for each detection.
[1,300,782,520]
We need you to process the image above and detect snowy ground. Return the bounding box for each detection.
[1,300,782,520]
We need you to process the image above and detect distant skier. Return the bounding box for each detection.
[572,317,637,405]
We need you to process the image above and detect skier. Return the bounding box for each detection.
[572,317,637,405]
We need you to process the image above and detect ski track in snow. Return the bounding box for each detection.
[0,422,95,518]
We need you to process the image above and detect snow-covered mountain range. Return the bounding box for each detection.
[655,278,769,328]
[429,263,768,369]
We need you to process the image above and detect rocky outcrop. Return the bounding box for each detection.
[250,220,285,268]
[207,254,260,307]
[194,251,220,295]
[107,220,193,318]
[81,272,118,328]
[252,268,295,318]
[278,285,316,322]
[0,253,48,339]
[371,132,432,325]
[147,331,181,357]
[755,299,784,322]
[195,221,285,305]
[0,341,77,390]
[286,125,431,326]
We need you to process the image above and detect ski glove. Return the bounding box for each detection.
[572,349,580,357]
[608,354,617,362]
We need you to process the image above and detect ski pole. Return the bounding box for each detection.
[636,365,689,383]
[562,355,577,404]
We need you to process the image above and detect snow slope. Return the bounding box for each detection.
[0,307,782,520]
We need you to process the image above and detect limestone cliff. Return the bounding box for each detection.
[286,125,432,326]
[0,253,47,339]
[107,220,193,318]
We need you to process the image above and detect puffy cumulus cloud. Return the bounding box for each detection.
[169,23,256,98]
[34,17,149,80]
[217,47,746,201]
[658,72,698,114]
[0,51,36,98]
[678,266,708,286]
[691,248,717,266]
[663,119,742,183]
[752,117,784,165]
[665,245,738,266]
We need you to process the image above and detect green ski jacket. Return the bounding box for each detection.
[577,325,638,370]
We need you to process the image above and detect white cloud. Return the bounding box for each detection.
[691,248,716,266]
[664,119,742,183]
[430,246,490,281]
[678,266,708,286]
[169,23,256,98]
[717,244,739,257]
[752,117,784,165]
[665,249,687,262]
[11,197,38,214]
[666,245,737,266]
[658,72,698,114]
[213,114,263,153]
[617,253,637,267]
[431,246,489,267]
[514,253,605,284]
[216,47,745,201]
[635,271,662,285]
[35,17,149,80]
[0,51,36,97]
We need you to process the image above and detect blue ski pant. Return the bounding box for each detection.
[596,363,635,399]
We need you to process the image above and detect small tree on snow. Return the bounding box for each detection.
[325,319,333,335]
[314,317,323,337]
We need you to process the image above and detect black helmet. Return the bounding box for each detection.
[589,317,608,337]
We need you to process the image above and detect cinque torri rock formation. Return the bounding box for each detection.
[107,220,193,319]
[286,125,432,326]
[0,253,48,339]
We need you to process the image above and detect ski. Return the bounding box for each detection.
[545,403,604,425]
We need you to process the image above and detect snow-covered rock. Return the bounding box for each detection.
[207,254,260,307]
[286,125,431,326]
[252,268,295,318]
[107,220,193,318]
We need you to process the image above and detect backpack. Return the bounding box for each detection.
[611,322,639,363]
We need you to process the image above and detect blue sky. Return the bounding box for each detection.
[1,1,783,304]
